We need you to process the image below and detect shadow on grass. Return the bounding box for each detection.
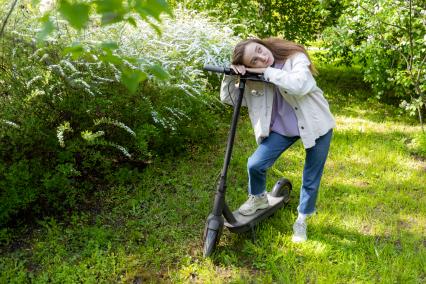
[200,122,425,282]
[2,63,424,283]
[208,201,425,282]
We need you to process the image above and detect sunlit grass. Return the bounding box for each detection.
[1,63,425,282]
[168,63,426,283]
[168,103,425,282]
[336,116,421,133]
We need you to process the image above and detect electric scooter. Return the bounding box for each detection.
[202,65,292,257]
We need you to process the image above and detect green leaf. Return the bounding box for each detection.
[121,69,147,94]
[147,20,162,36]
[134,0,171,21]
[96,0,125,25]
[63,43,85,59]
[101,11,124,25]
[96,0,123,13]
[147,64,169,80]
[37,14,55,42]
[127,16,138,27]
[99,41,119,58]
[133,12,162,35]
[100,41,119,51]
[58,0,90,30]
[99,53,122,65]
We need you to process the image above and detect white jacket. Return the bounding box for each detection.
[220,52,335,149]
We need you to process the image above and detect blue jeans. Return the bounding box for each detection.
[247,130,333,215]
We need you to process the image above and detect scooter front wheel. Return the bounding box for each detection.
[203,228,219,257]
[202,214,224,257]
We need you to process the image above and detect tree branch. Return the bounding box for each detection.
[0,0,19,38]
[377,33,410,69]
[407,0,413,72]
[358,2,407,32]
[416,54,426,85]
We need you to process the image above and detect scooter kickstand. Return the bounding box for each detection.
[250,225,256,243]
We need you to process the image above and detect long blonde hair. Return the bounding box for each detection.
[232,37,318,75]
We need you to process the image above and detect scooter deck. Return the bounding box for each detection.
[224,193,288,233]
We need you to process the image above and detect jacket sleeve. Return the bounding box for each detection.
[220,75,247,106]
[263,53,316,97]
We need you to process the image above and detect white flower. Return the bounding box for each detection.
[56,121,73,147]
[39,0,55,14]
[93,117,136,137]
[1,119,20,128]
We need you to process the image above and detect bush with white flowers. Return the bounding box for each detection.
[0,5,239,225]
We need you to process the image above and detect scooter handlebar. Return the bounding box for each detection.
[203,64,265,81]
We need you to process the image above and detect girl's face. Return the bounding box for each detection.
[242,42,274,68]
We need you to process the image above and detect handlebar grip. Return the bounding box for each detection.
[203,65,236,75]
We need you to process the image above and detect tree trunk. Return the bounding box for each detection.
[0,0,19,38]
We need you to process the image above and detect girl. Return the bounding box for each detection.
[220,38,335,242]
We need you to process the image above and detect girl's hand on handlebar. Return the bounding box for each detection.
[230,65,267,75]
[230,64,247,75]
[246,67,267,74]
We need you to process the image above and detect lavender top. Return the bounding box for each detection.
[270,62,300,137]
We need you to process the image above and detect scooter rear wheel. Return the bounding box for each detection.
[270,178,292,202]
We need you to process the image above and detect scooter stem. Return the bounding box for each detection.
[212,78,246,216]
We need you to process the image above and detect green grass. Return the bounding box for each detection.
[1,64,425,283]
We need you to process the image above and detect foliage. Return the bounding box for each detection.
[0,0,172,93]
[322,0,426,127]
[170,0,348,43]
[0,7,238,226]
[1,63,425,282]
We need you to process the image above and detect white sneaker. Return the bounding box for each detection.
[292,221,307,243]
[238,193,269,216]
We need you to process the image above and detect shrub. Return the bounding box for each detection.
[322,0,426,127]
[0,7,239,226]
[170,0,347,43]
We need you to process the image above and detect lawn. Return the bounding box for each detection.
[1,63,425,283]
